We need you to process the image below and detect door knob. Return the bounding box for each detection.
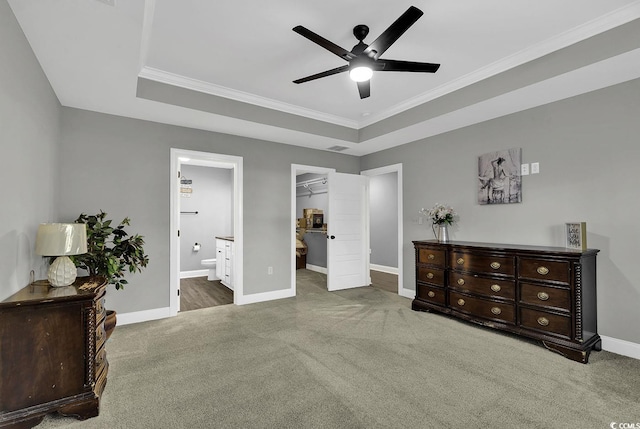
[326,235,335,239]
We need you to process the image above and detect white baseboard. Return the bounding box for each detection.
[180,269,208,279]
[116,307,173,326]
[370,264,399,275]
[306,264,327,274]
[601,335,640,360]
[236,288,295,305]
[399,287,415,299]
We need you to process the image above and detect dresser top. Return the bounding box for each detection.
[1,276,107,307]
[413,240,599,256]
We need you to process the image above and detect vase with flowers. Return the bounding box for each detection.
[420,203,457,242]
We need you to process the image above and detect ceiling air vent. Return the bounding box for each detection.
[326,145,349,152]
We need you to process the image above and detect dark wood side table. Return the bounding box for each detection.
[0,277,108,428]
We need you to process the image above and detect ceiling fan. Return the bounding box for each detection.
[292,6,440,99]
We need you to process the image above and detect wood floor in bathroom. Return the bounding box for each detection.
[180,277,233,312]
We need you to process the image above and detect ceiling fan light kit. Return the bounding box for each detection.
[292,5,440,99]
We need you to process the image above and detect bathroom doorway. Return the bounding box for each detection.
[170,149,243,316]
[179,164,234,312]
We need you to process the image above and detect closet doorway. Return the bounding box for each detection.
[292,165,334,293]
[170,149,244,316]
[291,165,370,295]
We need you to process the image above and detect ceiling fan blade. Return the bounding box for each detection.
[293,26,355,61]
[376,59,440,73]
[293,65,349,84]
[364,6,423,60]
[357,80,370,99]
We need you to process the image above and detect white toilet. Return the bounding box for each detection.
[201,258,217,281]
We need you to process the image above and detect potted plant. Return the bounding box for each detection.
[70,211,149,337]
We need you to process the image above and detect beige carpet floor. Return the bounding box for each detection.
[39,269,640,428]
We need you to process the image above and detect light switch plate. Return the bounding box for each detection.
[521,164,530,176]
[531,162,540,174]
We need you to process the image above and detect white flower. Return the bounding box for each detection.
[422,203,456,225]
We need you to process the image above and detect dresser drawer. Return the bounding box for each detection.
[448,272,515,300]
[95,346,107,375]
[95,295,106,324]
[416,284,446,306]
[520,308,571,338]
[520,282,571,311]
[519,258,570,284]
[96,322,107,351]
[417,266,445,286]
[450,251,515,276]
[417,247,446,267]
[449,291,515,324]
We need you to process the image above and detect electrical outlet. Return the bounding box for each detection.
[531,162,540,174]
[521,163,530,176]
[267,266,273,275]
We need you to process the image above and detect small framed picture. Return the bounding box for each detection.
[565,222,587,250]
[312,213,324,228]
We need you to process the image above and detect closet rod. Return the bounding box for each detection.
[296,177,327,188]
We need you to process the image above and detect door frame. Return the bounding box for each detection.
[291,164,335,295]
[361,164,408,297]
[170,148,244,315]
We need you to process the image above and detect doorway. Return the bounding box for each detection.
[291,165,335,295]
[170,149,243,316]
[291,165,370,295]
[178,164,234,312]
[361,164,405,297]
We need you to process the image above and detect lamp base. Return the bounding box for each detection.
[48,256,78,287]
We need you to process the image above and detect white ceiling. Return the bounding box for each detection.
[8,0,640,155]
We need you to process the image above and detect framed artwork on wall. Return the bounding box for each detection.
[565,222,587,250]
[478,148,522,205]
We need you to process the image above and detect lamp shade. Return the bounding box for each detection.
[35,223,88,256]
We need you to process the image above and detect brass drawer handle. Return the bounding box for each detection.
[427,254,435,260]
[456,258,464,265]
[457,278,465,286]
[491,307,502,315]
[490,284,501,293]
[457,298,465,306]
[426,272,434,279]
[490,262,501,270]
[537,266,549,275]
[537,317,550,326]
[427,291,436,298]
[537,292,550,301]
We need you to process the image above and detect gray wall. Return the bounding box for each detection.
[369,172,398,268]
[179,165,233,272]
[361,78,640,345]
[58,108,360,313]
[0,0,61,300]
[296,173,328,268]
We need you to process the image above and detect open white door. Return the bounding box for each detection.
[327,172,370,291]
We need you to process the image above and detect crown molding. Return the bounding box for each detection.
[358,0,640,128]
[138,66,359,129]
[138,1,640,132]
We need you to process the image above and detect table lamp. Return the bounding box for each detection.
[36,223,88,287]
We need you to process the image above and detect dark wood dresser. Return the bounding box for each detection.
[0,277,108,428]
[412,240,600,363]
